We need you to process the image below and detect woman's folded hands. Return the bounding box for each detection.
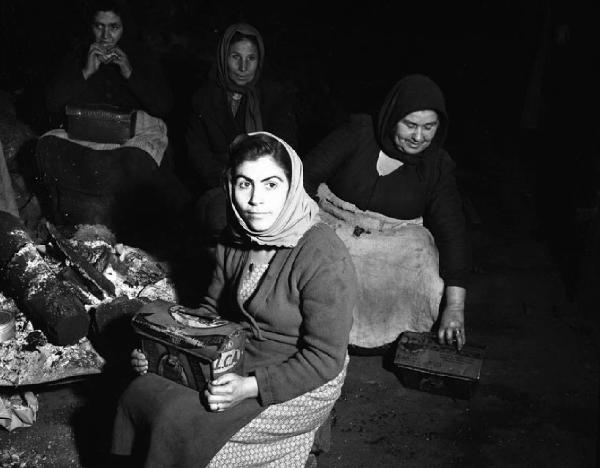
[205,374,258,412]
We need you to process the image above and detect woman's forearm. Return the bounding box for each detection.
[444,285,466,307]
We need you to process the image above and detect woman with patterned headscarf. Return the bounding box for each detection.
[187,23,299,242]
[112,132,356,467]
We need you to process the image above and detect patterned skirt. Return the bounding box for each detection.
[208,355,349,467]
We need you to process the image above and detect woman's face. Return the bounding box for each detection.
[227,39,259,86]
[393,110,439,155]
[232,155,289,232]
[92,11,123,49]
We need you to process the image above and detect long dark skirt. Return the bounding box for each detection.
[111,373,263,468]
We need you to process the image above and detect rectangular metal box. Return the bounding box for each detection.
[66,104,136,144]
[393,331,485,399]
[132,301,245,391]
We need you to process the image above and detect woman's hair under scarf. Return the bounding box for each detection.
[85,0,139,42]
[217,23,266,132]
[224,131,320,248]
[376,74,448,174]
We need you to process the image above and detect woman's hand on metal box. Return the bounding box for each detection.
[205,374,258,412]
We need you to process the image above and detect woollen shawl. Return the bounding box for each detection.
[225,132,320,247]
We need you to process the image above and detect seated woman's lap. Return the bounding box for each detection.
[112,373,263,467]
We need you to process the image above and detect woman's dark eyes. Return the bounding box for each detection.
[94,24,121,31]
[230,54,256,62]
[403,123,437,131]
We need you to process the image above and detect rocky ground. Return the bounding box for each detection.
[1,155,598,468]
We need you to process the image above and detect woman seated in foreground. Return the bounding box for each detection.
[111,132,357,467]
[303,74,470,349]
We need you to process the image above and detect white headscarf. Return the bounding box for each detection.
[225,131,320,247]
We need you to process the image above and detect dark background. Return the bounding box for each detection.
[0,0,563,158]
[1,0,598,277]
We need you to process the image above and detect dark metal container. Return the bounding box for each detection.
[393,331,485,399]
[132,301,245,390]
[66,104,136,144]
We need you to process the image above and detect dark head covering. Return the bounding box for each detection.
[216,23,265,132]
[376,74,448,169]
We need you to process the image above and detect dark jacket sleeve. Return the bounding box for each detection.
[424,152,471,287]
[254,228,357,405]
[46,51,89,115]
[302,116,366,197]
[125,50,173,118]
[185,90,230,191]
[194,244,227,316]
[303,122,356,198]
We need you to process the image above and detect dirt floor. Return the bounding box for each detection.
[1,164,599,467]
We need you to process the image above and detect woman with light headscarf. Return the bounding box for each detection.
[187,23,299,242]
[112,132,356,467]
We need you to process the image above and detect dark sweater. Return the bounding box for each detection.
[46,42,173,119]
[303,115,470,287]
[186,78,298,191]
[199,222,356,405]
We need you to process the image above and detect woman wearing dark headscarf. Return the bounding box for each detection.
[304,74,470,349]
[186,23,298,240]
[46,0,173,120]
[111,132,356,467]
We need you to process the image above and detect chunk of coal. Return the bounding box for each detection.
[114,246,167,286]
[0,212,89,346]
[23,330,48,351]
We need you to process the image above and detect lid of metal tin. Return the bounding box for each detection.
[0,310,16,342]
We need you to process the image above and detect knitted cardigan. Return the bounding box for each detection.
[200,222,356,405]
